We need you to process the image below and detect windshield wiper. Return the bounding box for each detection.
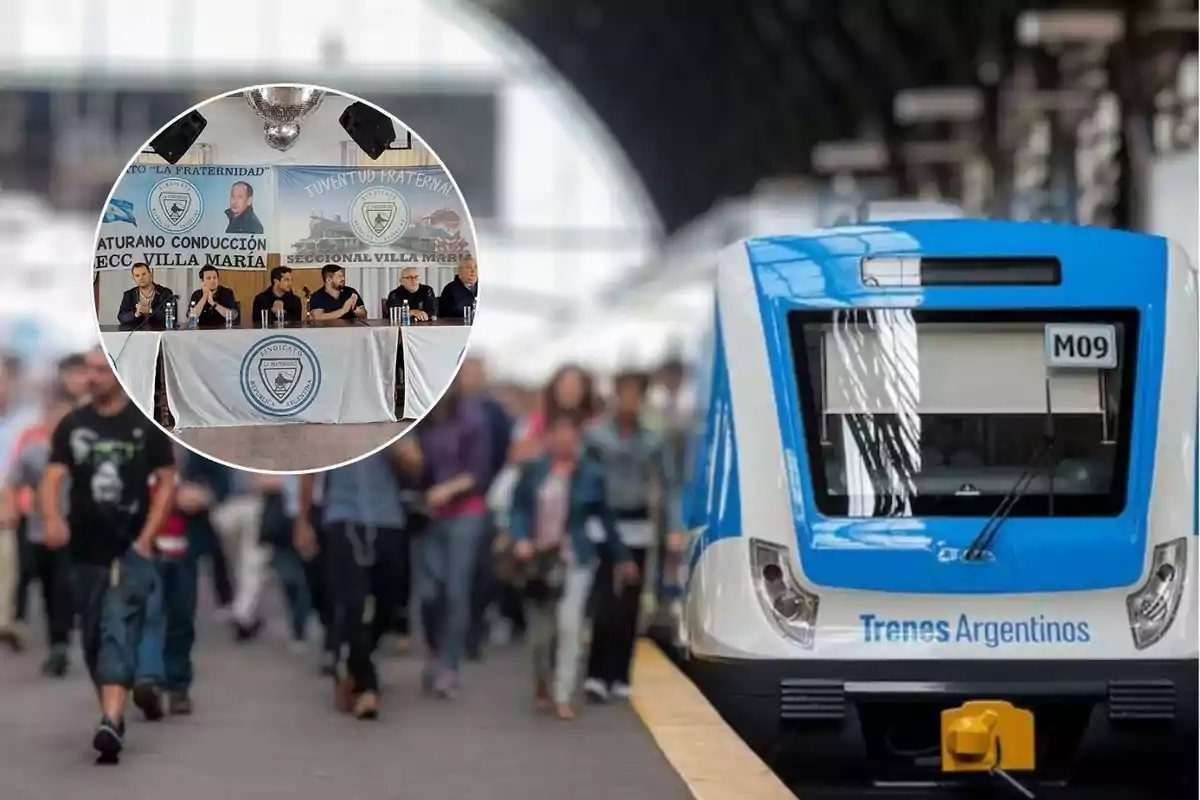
[963,434,1055,562]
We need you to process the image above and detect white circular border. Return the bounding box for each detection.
[90,82,483,476]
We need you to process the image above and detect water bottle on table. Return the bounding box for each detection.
[187,304,199,329]
[463,300,475,325]
[164,299,176,329]
[401,299,411,326]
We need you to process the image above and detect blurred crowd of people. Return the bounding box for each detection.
[0,344,695,761]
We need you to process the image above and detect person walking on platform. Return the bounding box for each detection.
[287,474,336,674]
[412,385,492,699]
[296,446,412,720]
[457,356,512,661]
[495,365,599,644]
[0,356,36,653]
[583,370,684,704]
[212,472,270,641]
[255,474,313,655]
[38,348,176,763]
[180,453,234,622]
[130,469,189,720]
[508,410,638,720]
[0,388,74,674]
[131,446,210,720]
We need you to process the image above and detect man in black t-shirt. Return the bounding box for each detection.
[186,265,238,328]
[40,348,176,763]
[308,264,366,322]
[251,266,303,326]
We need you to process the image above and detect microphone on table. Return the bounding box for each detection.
[301,287,312,324]
[112,286,175,366]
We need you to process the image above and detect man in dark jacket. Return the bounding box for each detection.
[386,267,438,320]
[116,263,172,328]
[438,256,478,320]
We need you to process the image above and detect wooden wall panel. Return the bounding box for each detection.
[288,268,325,296]
[223,271,268,323]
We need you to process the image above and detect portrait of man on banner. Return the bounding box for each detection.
[225,180,264,235]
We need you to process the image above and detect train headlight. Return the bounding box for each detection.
[750,539,819,648]
[1126,537,1188,650]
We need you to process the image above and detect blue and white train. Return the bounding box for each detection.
[681,220,1197,791]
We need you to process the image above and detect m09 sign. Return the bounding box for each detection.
[1044,323,1118,369]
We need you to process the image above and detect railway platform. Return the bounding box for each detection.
[0,603,792,799]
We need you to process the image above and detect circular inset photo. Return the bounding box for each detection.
[91,84,480,473]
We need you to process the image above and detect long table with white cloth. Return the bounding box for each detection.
[100,321,472,429]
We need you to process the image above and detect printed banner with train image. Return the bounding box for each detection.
[274,165,473,268]
[95,164,275,270]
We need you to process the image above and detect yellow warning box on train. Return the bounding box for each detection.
[940,700,1035,773]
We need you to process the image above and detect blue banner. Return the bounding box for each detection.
[275,166,474,267]
[94,164,275,270]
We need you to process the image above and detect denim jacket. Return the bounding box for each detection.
[508,455,631,568]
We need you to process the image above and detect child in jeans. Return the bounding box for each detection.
[508,410,638,720]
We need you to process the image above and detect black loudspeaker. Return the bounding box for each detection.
[149,109,207,165]
[339,101,396,160]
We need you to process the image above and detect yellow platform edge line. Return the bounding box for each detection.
[631,639,796,800]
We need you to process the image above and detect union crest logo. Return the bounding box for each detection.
[239,336,321,417]
[146,178,204,234]
[350,186,410,246]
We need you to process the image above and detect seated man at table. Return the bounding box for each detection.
[186,265,238,328]
[438,256,478,320]
[116,263,172,327]
[385,267,437,321]
[251,266,303,326]
[308,264,366,322]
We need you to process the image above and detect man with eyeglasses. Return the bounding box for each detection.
[385,268,438,322]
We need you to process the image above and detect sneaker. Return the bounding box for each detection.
[41,647,69,678]
[583,678,609,704]
[354,691,379,720]
[232,618,263,643]
[92,716,123,761]
[168,691,193,716]
[610,682,631,700]
[432,670,458,700]
[132,682,164,721]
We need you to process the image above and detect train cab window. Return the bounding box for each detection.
[787,308,1138,518]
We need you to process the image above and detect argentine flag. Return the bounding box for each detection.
[103,198,137,226]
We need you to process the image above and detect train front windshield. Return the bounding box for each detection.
[787,308,1137,519]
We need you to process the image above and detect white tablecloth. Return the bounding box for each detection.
[102,330,162,420]
[401,326,473,420]
[160,327,399,429]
